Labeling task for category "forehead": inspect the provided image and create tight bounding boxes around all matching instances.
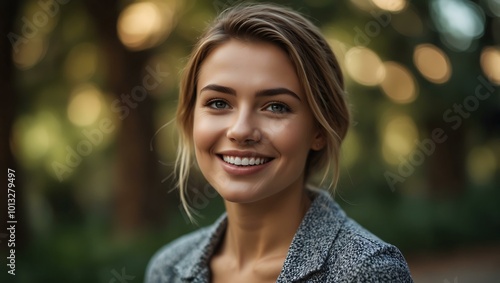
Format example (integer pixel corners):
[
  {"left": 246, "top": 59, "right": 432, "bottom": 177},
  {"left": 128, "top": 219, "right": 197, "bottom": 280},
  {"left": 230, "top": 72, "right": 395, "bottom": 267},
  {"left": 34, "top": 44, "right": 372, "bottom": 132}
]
[{"left": 197, "top": 39, "right": 303, "bottom": 95}]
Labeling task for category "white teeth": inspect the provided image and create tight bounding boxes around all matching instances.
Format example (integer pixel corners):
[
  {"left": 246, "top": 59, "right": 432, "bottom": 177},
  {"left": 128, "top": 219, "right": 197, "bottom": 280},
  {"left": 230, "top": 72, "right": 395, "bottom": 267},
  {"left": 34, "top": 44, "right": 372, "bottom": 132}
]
[{"left": 222, "top": 155, "right": 269, "bottom": 166}]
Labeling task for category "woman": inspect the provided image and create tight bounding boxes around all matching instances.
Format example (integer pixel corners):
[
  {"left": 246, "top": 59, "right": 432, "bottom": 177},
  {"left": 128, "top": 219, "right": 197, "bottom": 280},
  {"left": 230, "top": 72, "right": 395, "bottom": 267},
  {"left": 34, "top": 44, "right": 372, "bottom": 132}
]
[{"left": 146, "top": 3, "right": 413, "bottom": 282}]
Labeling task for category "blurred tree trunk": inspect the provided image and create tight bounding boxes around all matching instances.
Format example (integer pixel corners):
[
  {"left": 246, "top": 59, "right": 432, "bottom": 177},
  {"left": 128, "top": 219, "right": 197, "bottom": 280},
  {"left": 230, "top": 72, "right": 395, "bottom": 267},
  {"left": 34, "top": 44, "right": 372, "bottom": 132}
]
[
  {"left": 427, "top": 122, "right": 466, "bottom": 197},
  {"left": 0, "top": 0, "right": 25, "bottom": 253},
  {"left": 84, "top": 0, "right": 169, "bottom": 235}
]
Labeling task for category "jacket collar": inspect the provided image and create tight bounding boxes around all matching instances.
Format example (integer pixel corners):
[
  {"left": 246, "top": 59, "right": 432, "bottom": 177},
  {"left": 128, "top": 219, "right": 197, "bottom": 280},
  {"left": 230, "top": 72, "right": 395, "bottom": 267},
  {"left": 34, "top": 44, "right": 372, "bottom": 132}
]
[
  {"left": 175, "top": 189, "right": 345, "bottom": 282},
  {"left": 277, "top": 189, "right": 345, "bottom": 282},
  {"left": 174, "top": 213, "right": 227, "bottom": 282}
]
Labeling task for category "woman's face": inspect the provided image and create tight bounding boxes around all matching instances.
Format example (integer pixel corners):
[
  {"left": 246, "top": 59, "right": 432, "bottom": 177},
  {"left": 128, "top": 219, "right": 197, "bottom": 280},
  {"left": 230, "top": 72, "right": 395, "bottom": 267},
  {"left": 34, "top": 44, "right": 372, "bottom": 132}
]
[{"left": 193, "top": 39, "right": 324, "bottom": 204}]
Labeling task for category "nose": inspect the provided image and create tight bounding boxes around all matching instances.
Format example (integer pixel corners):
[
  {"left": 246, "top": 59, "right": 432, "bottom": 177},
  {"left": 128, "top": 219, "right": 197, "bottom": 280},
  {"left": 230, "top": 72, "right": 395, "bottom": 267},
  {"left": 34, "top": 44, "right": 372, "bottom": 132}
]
[{"left": 226, "top": 110, "right": 261, "bottom": 145}]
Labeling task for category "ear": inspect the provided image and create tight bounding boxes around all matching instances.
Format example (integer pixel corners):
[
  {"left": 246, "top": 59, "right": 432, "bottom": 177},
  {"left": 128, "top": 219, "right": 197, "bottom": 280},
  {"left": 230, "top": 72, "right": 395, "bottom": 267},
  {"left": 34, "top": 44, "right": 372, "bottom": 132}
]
[{"left": 311, "top": 130, "right": 326, "bottom": 151}]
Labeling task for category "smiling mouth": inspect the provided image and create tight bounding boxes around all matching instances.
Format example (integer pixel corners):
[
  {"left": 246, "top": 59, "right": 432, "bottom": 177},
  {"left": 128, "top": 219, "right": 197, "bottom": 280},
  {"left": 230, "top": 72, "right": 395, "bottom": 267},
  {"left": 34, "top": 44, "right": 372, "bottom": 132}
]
[{"left": 220, "top": 155, "right": 272, "bottom": 166}]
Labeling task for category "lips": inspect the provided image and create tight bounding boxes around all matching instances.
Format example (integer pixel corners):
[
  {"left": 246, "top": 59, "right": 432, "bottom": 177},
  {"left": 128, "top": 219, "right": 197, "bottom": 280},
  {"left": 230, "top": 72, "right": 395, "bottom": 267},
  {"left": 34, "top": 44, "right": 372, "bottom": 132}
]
[{"left": 222, "top": 155, "right": 271, "bottom": 166}]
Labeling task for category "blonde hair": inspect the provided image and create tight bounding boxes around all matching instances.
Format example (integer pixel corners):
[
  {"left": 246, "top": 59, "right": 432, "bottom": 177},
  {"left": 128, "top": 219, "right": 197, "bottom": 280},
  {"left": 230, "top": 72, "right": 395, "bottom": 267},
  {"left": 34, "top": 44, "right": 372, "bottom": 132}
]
[{"left": 175, "top": 3, "right": 350, "bottom": 219}]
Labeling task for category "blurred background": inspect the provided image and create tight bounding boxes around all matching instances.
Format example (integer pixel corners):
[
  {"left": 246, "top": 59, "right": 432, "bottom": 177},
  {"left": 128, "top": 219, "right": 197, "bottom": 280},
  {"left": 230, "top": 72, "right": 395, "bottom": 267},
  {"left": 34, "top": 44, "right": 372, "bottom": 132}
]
[{"left": 1, "top": 0, "right": 499, "bottom": 282}]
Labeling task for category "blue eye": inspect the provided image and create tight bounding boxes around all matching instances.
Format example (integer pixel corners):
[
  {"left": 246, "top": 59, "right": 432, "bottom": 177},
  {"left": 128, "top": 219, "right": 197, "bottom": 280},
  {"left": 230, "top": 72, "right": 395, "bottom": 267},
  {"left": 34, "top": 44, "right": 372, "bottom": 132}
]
[
  {"left": 266, "top": 103, "right": 290, "bottom": 114},
  {"left": 207, "top": 99, "right": 230, "bottom": 109}
]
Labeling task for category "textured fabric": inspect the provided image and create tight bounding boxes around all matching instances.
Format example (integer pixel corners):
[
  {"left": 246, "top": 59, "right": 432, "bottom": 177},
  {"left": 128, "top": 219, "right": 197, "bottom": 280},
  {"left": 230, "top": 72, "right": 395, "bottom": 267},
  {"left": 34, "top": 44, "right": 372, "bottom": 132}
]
[{"left": 145, "top": 189, "right": 413, "bottom": 282}]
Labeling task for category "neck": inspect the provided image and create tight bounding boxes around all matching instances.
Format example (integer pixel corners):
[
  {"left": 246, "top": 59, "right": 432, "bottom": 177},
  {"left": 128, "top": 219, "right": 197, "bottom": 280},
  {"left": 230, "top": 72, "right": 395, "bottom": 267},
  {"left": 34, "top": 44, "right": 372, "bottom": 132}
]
[{"left": 220, "top": 186, "right": 311, "bottom": 268}]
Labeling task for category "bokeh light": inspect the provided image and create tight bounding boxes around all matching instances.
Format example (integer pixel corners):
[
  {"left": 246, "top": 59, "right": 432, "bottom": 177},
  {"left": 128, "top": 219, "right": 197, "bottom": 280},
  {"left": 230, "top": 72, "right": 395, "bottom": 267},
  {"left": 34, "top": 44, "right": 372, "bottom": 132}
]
[
  {"left": 345, "top": 46, "right": 385, "bottom": 86},
  {"left": 380, "top": 61, "right": 417, "bottom": 103},
  {"left": 12, "top": 111, "right": 62, "bottom": 168},
  {"left": 12, "top": 37, "right": 47, "bottom": 70},
  {"left": 480, "top": 46, "right": 500, "bottom": 85},
  {"left": 467, "top": 146, "right": 497, "bottom": 185},
  {"left": 18, "top": 118, "right": 50, "bottom": 160},
  {"left": 413, "top": 44, "right": 452, "bottom": 84},
  {"left": 64, "top": 43, "right": 99, "bottom": 82},
  {"left": 67, "top": 84, "right": 103, "bottom": 126},
  {"left": 117, "top": 1, "right": 174, "bottom": 51},
  {"left": 371, "top": 0, "right": 407, "bottom": 12},
  {"left": 431, "top": 0, "right": 485, "bottom": 51},
  {"left": 382, "top": 114, "right": 419, "bottom": 165},
  {"left": 349, "top": 0, "right": 374, "bottom": 11}
]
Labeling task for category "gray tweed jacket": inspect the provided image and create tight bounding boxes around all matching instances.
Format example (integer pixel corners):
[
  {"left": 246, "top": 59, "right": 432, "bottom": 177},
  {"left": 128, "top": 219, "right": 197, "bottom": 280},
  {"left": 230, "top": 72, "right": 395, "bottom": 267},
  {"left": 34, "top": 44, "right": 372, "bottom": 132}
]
[{"left": 145, "top": 189, "right": 413, "bottom": 282}]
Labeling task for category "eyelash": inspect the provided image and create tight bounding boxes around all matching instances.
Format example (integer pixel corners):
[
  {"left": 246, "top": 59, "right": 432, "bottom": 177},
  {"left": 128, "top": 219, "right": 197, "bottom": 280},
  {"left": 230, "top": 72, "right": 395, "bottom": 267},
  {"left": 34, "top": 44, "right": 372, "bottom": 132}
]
[
  {"left": 264, "top": 101, "right": 291, "bottom": 114},
  {"left": 205, "top": 98, "right": 230, "bottom": 110},
  {"left": 204, "top": 98, "right": 292, "bottom": 114}
]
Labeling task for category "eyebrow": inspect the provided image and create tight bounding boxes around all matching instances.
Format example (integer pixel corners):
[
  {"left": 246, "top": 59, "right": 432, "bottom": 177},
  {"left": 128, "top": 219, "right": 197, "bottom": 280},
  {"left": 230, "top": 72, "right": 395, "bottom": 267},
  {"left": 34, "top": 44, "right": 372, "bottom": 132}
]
[{"left": 199, "top": 84, "right": 301, "bottom": 101}]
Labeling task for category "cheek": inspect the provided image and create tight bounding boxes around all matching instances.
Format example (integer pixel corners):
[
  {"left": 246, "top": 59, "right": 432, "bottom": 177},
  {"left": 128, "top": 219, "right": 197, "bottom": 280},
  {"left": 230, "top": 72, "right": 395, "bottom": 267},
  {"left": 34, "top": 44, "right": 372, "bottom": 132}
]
[
  {"left": 265, "top": 117, "right": 315, "bottom": 155},
  {"left": 192, "top": 112, "right": 224, "bottom": 153},
  {"left": 193, "top": 116, "right": 210, "bottom": 154}
]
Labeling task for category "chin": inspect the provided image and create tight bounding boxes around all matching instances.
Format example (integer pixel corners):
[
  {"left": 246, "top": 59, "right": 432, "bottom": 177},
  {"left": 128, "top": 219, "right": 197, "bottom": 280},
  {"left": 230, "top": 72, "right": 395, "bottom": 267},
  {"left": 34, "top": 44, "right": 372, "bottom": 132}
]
[
  {"left": 215, "top": 184, "right": 269, "bottom": 204},
  {"left": 218, "top": 190, "right": 257, "bottom": 204}
]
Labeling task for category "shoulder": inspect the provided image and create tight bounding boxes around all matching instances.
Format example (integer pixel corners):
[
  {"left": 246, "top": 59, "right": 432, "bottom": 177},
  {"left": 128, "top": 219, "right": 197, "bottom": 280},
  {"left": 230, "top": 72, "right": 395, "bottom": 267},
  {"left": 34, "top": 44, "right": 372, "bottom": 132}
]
[
  {"left": 280, "top": 189, "right": 413, "bottom": 282},
  {"left": 327, "top": 218, "right": 413, "bottom": 282},
  {"left": 144, "top": 227, "right": 211, "bottom": 283}
]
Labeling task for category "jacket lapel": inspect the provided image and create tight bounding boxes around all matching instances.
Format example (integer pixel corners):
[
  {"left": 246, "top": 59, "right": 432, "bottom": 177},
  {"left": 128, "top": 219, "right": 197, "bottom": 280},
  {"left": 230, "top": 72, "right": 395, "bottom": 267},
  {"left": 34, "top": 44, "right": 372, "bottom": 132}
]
[
  {"left": 175, "top": 214, "right": 228, "bottom": 282},
  {"left": 276, "top": 190, "right": 345, "bottom": 282}
]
